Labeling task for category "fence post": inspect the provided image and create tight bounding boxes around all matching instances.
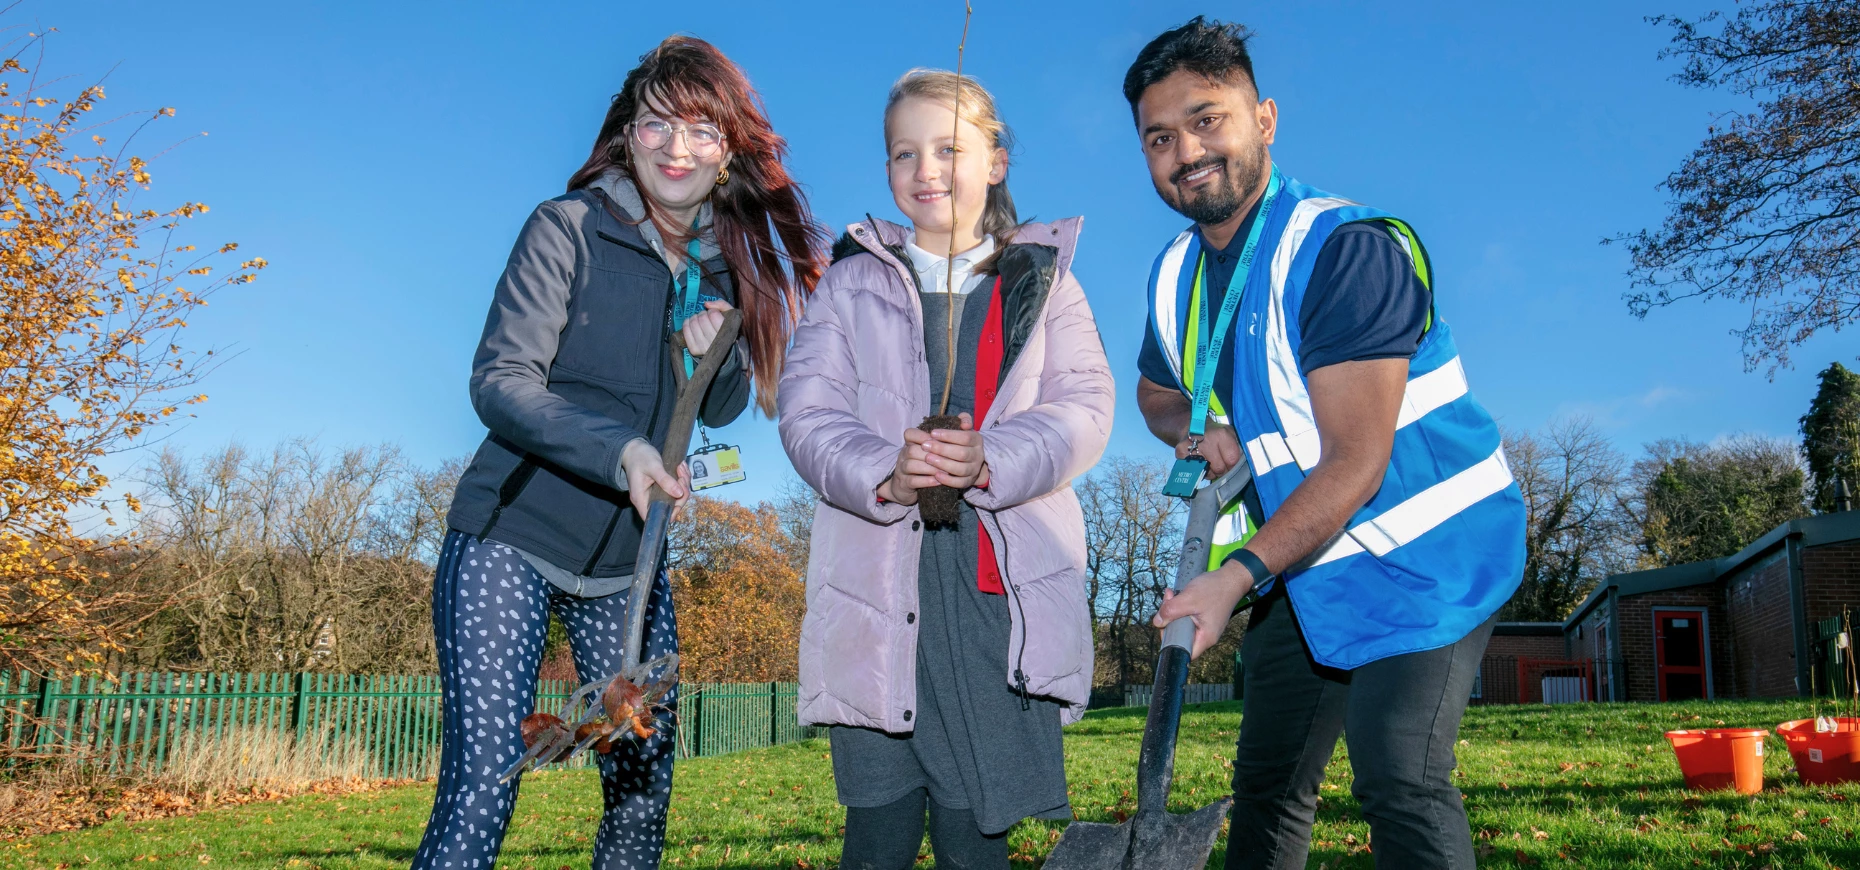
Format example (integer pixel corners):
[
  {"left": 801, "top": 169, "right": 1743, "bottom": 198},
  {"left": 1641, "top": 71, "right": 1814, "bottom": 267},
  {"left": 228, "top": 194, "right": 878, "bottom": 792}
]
[
  {"left": 292, "top": 672, "right": 311, "bottom": 744},
  {"left": 31, "top": 674, "right": 57, "bottom": 754},
  {"left": 768, "top": 682, "right": 778, "bottom": 748}
]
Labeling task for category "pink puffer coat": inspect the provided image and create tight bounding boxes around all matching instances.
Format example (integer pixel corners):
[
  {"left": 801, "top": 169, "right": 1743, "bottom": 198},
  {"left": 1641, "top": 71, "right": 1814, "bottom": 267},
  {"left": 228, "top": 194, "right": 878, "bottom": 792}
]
[{"left": 779, "top": 217, "right": 1113, "bottom": 733}]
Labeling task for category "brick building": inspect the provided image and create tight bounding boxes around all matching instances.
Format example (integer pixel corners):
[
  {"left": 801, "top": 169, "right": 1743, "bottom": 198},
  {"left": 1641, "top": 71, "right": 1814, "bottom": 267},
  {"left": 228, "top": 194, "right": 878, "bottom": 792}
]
[
  {"left": 1472, "top": 622, "right": 1567, "bottom": 705},
  {"left": 1558, "top": 511, "right": 1860, "bottom": 703}
]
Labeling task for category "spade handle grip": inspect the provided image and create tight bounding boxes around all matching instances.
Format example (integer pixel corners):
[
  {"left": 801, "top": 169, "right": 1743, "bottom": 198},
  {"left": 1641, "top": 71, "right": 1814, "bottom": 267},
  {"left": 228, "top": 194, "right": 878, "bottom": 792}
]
[{"left": 648, "top": 309, "right": 743, "bottom": 503}]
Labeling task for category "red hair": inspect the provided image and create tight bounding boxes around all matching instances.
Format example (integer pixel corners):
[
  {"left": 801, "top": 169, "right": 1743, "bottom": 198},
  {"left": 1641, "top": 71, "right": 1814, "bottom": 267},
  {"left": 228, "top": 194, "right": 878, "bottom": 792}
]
[{"left": 569, "top": 35, "right": 827, "bottom": 416}]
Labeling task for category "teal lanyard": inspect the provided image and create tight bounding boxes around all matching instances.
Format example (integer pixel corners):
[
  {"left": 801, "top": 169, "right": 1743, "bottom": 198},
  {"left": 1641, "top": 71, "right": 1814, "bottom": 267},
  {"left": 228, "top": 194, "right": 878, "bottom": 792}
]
[
  {"left": 674, "top": 225, "right": 703, "bottom": 377},
  {"left": 1187, "top": 167, "right": 1282, "bottom": 445}
]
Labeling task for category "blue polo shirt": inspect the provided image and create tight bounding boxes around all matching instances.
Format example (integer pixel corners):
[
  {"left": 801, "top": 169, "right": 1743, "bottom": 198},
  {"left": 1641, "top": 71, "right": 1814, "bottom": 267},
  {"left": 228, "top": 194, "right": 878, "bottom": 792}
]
[{"left": 1138, "top": 197, "right": 1432, "bottom": 414}]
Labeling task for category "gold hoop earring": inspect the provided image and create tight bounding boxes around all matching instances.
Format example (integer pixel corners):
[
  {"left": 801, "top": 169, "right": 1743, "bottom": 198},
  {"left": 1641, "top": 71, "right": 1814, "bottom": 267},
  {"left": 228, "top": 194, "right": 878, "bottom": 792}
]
[{"left": 716, "top": 166, "right": 730, "bottom": 186}]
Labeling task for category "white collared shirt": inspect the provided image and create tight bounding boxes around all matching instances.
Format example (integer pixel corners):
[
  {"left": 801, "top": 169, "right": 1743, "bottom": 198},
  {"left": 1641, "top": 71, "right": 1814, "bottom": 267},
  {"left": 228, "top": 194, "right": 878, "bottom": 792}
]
[{"left": 905, "top": 233, "right": 995, "bottom": 296}]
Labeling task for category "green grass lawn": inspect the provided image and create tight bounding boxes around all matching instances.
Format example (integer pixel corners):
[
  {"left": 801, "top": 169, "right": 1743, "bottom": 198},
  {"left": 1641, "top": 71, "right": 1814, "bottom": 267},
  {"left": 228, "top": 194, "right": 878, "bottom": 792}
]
[{"left": 4, "top": 699, "right": 1857, "bottom": 868}]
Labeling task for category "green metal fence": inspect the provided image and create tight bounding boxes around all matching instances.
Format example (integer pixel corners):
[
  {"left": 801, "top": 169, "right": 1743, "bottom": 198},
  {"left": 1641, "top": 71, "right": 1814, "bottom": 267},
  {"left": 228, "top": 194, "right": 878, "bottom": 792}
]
[
  {"left": 683, "top": 682, "right": 822, "bottom": 757},
  {"left": 0, "top": 670, "right": 821, "bottom": 779},
  {"left": 1122, "top": 682, "right": 1234, "bottom": 708},
  {"left": 1812, "top": 614, "right": 1854, "bottom": 700}
]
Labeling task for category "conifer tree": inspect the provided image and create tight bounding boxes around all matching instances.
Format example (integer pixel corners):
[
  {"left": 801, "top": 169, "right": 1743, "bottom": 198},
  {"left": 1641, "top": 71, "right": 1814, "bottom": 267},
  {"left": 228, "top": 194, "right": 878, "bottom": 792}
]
[{"left": 1800, "top": 361, "right": 1860, "bottom": 512}]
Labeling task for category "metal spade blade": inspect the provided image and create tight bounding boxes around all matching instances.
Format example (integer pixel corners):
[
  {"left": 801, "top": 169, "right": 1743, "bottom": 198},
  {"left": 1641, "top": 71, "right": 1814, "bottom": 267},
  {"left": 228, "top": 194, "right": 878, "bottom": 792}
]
[{"left": 1043, "top": 462, "right": 1252, "bottom": 870}]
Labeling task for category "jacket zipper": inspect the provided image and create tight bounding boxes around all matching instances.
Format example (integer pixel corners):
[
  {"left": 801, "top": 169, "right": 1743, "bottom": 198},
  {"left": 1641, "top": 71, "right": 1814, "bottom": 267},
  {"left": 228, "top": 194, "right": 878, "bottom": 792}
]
[{"left": 982, "top": 507, "right": 1033, "bottom": 709}]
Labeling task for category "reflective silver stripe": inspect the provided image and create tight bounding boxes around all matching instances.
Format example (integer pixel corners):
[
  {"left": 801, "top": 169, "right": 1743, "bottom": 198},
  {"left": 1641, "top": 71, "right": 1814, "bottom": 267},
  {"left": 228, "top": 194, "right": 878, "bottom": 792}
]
[
  {"left": 1213, "top": 511, "right": 1248, "bottom": 546},
  {"left": 1262, "top": 197, "right": 1356, "bottom": 440},
  {"left": 1284, "top": 428, "right": 1321, "bottom": 469},
  {"left": 1243, "top": 428, "right": 1318, "bottom": 472},
  {"left": 1397, "top": 357, "right": 1469, "bottom": 428},
  {"left": 1244, "top": 431, "right": 1296, "bottom": 472},
  {"left": 1152, "top": 230, "right": 1196, "bottom": 385},
  {"left": 1244, "top": 356, "right": 1470, "bottom": 474},
  {"left": 1387, "top": 223, "right": 1413, "bottom": 259},
  {"left": 1305, "top": 446, "right": 1514, "bottom": 567}
]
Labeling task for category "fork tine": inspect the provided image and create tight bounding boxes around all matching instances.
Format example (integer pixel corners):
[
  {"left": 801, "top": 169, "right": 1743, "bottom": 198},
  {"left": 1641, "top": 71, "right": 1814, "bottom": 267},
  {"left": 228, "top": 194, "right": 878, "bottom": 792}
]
[
  {"left": 568, "top": 727, "right": 607, "bottom": 757},
  {"left": 558, "top": 680, "right": 603, "bottom": 717},
  {"left": 536, "top": 726, "right": 577, "bottom": 766},
  {"left": 623, "top": 653, "right": 679, "bottom": 686},
  {"left": 497, "top": 734, "right": 557, "bottom": 783}
]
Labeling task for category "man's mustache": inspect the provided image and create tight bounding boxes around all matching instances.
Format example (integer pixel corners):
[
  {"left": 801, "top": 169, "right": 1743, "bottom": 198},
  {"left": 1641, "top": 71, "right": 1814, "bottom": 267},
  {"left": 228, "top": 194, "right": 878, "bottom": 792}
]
[{"left": 1170, "top": 157, "right": 1226, "bottom": 187}]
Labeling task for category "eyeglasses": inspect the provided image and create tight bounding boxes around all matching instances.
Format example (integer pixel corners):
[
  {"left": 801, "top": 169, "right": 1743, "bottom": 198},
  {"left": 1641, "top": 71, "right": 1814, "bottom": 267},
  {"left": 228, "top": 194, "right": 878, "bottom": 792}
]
[{"left": 629, "top": 118, "right": 726, "bottom": 158}]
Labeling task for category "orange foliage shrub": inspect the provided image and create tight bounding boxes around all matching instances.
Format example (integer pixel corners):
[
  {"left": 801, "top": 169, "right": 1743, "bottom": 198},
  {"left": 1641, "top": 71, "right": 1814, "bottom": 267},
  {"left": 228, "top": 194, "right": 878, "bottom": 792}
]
[
  {"left": 667, "top": 495, "right": 808, "bottom": 683},
  {"left": 0, "top": 32, "right": 263, "bottom": 676}
]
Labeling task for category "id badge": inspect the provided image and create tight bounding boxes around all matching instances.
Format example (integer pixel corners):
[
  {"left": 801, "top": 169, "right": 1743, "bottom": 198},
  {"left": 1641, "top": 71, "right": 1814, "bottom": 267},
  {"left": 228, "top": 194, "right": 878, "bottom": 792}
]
[
  {"left": 688, "top": 443, "right": 747, "bottom": 491},
  {"left": 1161, "top": 457, "right": 1207, "bottom": 498}
]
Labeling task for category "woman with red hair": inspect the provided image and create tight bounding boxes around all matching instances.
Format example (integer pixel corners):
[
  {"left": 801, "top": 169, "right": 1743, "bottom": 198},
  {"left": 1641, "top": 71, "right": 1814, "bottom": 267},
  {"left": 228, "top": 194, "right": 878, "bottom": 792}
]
[{"left": 419, "top": 36, "right": 825, "bottom": 869}]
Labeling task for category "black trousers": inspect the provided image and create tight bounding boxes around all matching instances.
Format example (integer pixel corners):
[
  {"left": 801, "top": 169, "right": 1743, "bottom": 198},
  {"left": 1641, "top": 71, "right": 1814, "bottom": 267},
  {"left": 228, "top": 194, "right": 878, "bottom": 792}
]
[
  {"left": 839, "top": 787, "right": 1008, "bottom": 870},
  {"left": 1225, "top": 589, "right": 1493, "bottom": 870}
]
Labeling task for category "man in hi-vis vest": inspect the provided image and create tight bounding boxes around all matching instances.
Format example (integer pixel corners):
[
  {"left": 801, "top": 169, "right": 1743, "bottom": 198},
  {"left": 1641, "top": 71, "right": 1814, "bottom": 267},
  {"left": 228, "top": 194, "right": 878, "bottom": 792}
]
[{"left": 1127, "top": 18, "right": 1525, "bottom": 870}]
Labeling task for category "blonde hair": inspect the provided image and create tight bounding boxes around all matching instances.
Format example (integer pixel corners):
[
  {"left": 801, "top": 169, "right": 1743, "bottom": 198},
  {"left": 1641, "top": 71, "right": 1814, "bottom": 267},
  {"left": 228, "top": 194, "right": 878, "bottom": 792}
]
[{"left": 884, "top": 68, "right": 1021, "bottom": 250}]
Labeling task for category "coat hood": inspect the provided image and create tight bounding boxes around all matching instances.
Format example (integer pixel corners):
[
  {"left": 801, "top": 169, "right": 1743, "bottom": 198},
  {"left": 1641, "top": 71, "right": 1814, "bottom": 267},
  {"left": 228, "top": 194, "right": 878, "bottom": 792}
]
[{"left": 588, "top": 169, "right": 722, "bottom": 264}]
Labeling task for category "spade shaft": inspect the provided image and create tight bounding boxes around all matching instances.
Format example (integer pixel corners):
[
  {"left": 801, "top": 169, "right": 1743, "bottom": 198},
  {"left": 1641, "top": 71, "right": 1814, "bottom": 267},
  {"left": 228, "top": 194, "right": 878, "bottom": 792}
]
[
  {"left": 620, "top": 309, "right": 742, "bottom": 673},
  {"left": 1044, "top": 462, "right": 1252, "bottom": 870}
]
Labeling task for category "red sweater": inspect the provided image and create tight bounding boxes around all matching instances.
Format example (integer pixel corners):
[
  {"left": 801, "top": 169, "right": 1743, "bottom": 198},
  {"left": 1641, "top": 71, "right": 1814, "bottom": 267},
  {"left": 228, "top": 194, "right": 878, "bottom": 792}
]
[{"left": 973, "top": 277, "right": 1006, "bottom": 595}]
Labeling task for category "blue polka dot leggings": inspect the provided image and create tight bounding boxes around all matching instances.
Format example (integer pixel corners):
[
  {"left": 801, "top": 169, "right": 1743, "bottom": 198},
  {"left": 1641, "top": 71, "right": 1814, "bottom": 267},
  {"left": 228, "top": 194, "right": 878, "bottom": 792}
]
[{"left": 414, "top": 531, "right": 679, "bottom": 869}]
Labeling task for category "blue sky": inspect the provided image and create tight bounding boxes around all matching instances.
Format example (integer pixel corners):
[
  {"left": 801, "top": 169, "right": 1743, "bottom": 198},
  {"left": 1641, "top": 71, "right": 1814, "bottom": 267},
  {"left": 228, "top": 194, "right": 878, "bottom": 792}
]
[{"left": 50, "top": 0, "right": 1853, "bottom": 507}]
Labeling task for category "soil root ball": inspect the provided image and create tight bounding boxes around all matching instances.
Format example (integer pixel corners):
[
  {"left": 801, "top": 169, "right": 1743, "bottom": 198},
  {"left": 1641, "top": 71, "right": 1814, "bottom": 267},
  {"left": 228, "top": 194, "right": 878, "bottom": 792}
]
[{"left": 916, "top": 414, "right": 964, "bottom": 529}]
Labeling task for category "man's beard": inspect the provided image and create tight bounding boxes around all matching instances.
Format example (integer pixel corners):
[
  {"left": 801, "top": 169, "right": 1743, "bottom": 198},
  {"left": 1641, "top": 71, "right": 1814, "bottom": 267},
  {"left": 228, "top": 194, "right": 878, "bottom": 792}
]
[{"left": 1159, "top": 146, "right": 1266, "bottom": 227}]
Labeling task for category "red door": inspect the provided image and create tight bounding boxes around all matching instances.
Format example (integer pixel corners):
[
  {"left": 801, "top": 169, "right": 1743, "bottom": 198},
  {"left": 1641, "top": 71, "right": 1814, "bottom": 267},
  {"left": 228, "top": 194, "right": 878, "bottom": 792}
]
[{"left": 1653, "top": 609, "right": 1707, "bottom": 701}]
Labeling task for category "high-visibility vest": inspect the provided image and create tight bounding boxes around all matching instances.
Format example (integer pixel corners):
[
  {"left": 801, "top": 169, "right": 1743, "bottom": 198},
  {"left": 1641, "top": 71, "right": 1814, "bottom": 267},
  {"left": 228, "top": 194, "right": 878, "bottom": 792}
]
[{"left": 1145, "top": 171, "right": 1525, "bottom": 669}]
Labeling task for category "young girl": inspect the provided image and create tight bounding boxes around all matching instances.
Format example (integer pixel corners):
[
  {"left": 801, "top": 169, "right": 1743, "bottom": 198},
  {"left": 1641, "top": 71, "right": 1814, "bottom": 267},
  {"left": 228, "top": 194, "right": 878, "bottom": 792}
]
[
  {"left": 419, "top": 36, "right": 824, "bottom": 869},
  {"left": 779, "top": 70, "right": 1113, "bottom": 868}
]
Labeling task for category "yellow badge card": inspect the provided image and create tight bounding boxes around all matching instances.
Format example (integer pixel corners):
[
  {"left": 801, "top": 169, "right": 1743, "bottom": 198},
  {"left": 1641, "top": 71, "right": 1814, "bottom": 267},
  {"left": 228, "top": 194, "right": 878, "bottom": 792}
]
[{"left": 689, "top": 445, "right": 746, "bottom": 491}]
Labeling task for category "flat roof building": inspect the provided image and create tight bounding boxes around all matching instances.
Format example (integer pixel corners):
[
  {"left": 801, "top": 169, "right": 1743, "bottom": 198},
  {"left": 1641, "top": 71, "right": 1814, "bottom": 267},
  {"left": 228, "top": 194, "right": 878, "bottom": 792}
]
[{"left": 1477, "top": 510, "right": 1859, "bottom": 704}]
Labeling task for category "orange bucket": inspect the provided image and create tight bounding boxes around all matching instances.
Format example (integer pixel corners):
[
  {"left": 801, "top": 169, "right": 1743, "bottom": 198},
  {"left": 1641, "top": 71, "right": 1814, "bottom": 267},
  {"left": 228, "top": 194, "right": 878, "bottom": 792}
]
[
  {"left": 1777, "top": 718, "right": 1860, "bottom": 785},
  {"left": 1665, "top": 728, "right": 1769, "bottom": 793}
]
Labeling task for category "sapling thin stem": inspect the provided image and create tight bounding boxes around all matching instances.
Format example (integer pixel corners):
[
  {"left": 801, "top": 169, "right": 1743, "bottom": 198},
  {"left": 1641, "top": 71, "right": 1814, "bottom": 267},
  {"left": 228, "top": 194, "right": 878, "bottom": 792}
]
[
  {"left": 937, "top": 0, "right": 974, "bottom": 416},
  {"left": 1811, "top": 656, "right": 1821, "bottom": 726},
  {"left": 1837, "top": 609, "right": 1852, "bottom": 725}
]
